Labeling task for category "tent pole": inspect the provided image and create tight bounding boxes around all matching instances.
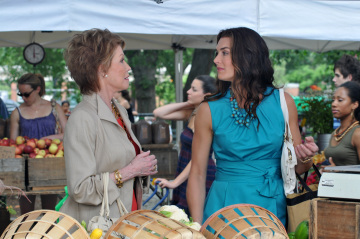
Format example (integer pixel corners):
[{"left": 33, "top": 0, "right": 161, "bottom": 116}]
[{"left": 175, "top": 49, "right": 183, "bottom": 149}]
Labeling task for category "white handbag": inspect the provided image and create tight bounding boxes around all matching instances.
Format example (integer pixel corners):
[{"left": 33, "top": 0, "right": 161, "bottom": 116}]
[
  {"left": 279, "top": 88, "right": 297, "bottom": 196},
  {"left": 87, "top": 172, "right": 128, "bottom": 238}
]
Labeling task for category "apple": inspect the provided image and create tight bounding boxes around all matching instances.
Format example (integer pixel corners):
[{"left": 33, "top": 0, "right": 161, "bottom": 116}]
[
  {"left": 48, "top": 143, "right": 58, "bottom": 154},
  {"left": 57, "top": 144, "right": 64, "bottom": 152},
  {"left": 15, "top": 136, "right": 25, "bottom": 145},
  {"left": 18, "top": 144, "right": 26, "bottom": 152},
  {"left": 15, "top": 155, "right": 23, "bottom": 158},
  {"left": 1, "top": 138, "right": 9, "bottom": 146},
  {"left": 37, "top": 149, "right": 46, "bottom": 157},
  {"left": 26, "top": 140, "right": 36, "bottom": 149},
  {"left": 33, "top": 148, "right": 40, "bottom": 155},
  {"left": 23, "top": 145, "right": 34, "bottom": 154},
  {"left": 55, "top": 150, "right": 64, "bottom": 157},
  {"left": 35, "top": 154, "right": 44, "bottom": 158},
  {"left": 44, "top": 138, "right": 52, "bottom": 147},
  {"left": 52, "top": 138, "right": 61, "bottom": 145},
  {"left": 15, "top": 146, "right": 23, "bottom": 155},
  {"left": 10, "top": 139, "right": 16, "bottom": 145},
  {"left": 29, "top": 152, "right": 37, "bottom": 158},
  {"left": 36, "top": 139, "right": 46, "bottom": 149},
  {"left": 45, "top": 154, "right": 55, "bottom": 158}
]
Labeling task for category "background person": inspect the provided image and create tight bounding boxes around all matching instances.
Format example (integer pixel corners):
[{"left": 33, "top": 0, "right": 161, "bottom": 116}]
[
  {"left": 324, "top": 81, "right": 360, "bottom": 166},
  {"left": 114, "top": 90, "right": 135, "bottom": 123},
  {"left": 10, "top": 73, "right": 67, "bottom": 214},
  {"left": 187, "top": 27, "right": 318, "bottom": 225},
  {"left": 154, "top": 75, "right": 217, "bottom": 216},
  {"left": 61, "top": 100, "right": 71, "bottom": 119},
  {"left": 332, "top": 54, "right": 360, "bottom": 87},
  {"left": 60, "top": 28, "right": 157, "bottom": 224},
  {"left": 0, "top": 98, "right": 9, "bottom": 119}
]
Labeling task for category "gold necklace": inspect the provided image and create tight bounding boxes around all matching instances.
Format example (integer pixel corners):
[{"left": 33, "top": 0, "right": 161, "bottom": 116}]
[
  {"left": 111, "top": 100, "right": 132, "bottom": 141},
  {"left": 334, "top": 121, "right": 359, "bottom": 142}
]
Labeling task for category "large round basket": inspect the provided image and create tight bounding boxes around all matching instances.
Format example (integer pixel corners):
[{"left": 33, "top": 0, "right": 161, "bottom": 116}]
[
  {"left": 0, "top": 210, "right": 89, "bottom": 239},
  {"left": 200, "top": 204, "right": 288, "bottom": 239},
  {"left": 104, "top": 209, "right": 205, "bottom": 239}
]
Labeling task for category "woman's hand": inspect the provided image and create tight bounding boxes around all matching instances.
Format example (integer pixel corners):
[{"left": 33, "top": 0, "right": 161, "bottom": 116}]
[
  {"left": 156, "top": 178, "right": 177, "bottom": 189},
  {"left": 295, "top": 136, "right": 319, "bottom": 162},
  {"left": 320, "top": 157, "right": 336, "bottom": 174},
  {"left": 129, "top": 151, "right": 158, "bottom": 177}
]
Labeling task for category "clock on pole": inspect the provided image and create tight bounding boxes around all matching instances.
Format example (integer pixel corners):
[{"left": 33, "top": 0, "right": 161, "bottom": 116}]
[{"left": 23, "top": 42, "right": 45, "bottom": 66}]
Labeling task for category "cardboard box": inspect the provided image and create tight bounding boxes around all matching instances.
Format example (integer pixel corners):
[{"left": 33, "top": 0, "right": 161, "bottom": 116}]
[
  {"left": 27, "top": 157, "right": 66, "bottom": 191},
  {"left": 310, "top": 198, "right": 360, "bottom": 239}
]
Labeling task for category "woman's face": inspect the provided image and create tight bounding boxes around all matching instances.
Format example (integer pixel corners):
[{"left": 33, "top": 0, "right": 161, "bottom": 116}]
[
  {"left": 214, "top": 37, "right": 235, "bottom": 82},
  {"left": 104, "top": 46, "right": 131, "bottom": 92},
  {"left": 62, "top": 103, "right": 69, "bottom": 113},
  {"left": 18, "top": 84, "right": 38, "bottom": 105},
  {"left": 187, "top": 79, "right": 206, "bottom": 106},
  {"left": 332, "top": 87, "right": 358, "bottom": 119}
]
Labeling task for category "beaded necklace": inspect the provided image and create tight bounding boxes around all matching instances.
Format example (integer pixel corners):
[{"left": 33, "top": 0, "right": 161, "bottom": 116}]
[
  {"left": 230, "top": 90, "right": 254, "bottom": 127},
  {"left": 111, "top": 100, "right": 132, "bottom": 141},
  {"left": 334, "top": 120, "right": 359, "bottom": 142}
]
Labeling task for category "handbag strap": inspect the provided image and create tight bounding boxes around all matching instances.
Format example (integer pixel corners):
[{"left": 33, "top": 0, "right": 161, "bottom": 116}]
[
  {"left": 100, "top": 172, "right": 129, "bottom": 218},
  {"left": 279, "top": 88, "right": 291, "bottom": 142},
  {"left": 296, "top": 163, "right": 321, "bottom": 193}
]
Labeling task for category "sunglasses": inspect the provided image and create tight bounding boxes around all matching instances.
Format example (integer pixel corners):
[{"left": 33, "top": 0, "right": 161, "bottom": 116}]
[{"left": 17, "top": 89, "right": 35, "bottom": 98}]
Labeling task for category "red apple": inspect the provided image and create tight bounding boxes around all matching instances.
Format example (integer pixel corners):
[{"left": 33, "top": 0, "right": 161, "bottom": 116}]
[
  {"left": 18, "top": 144, "right": 25, "bottom": 152},
  {"left": 29, "top": 152, "right": 37, "bottom": 158},
  {"left": 26, "top": 140, "right": 36, "bottom": 149},
  {"left": 15, "top": 155, "right": 23, "bottom": 158},
  {"left": 15, "top": 146, "right": 23, "bottom": 155},
  {"left": 24, "top": 136, "right": 29, "bottom": 142},
  {"left": 52, "top": 138, "right": 61, "bottom": 145},
  {"left": 44, "top": 138, "right": 52, "bottom": 147},
  {"left": 1, "top": 138, "right": 9, "bottom": 146},
  {"left": 57, "top": 144, "right": 64, "bottom": 152},
  {"left": 36, "top": 139, "right": 46, "bottom": 149},
  {"left": 48, "top": 143, "right": 58, "bottom": 154},
  {"left": 15, "top": 135, "right": 25, "bottom": 145},
  {"left": 10, "top": 139, "right": 16, "bottom": 145},
  {"left": 23, "top": 145, "right": 34, "bottom": 154}
]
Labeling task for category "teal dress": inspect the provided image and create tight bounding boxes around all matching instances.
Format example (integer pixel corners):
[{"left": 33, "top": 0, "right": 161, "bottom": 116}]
[{"left": 204, "top": 87, "right": 286, "bottom": 226}]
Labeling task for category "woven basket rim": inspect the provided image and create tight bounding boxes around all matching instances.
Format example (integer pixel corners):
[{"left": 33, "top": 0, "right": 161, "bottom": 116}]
[
  {"left": 199, "top": 203, "right": 287, "bottom": 234},
  {"left": 1, "top": 209, "right": 88, "bottom": 239}
]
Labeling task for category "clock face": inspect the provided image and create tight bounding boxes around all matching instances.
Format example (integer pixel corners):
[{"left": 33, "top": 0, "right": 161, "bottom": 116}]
[{"left": 23, "top": 43, "right": 45, "bottom": 65}]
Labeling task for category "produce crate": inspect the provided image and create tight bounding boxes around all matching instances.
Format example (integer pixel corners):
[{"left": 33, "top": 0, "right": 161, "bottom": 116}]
[
  {"left": 142, "top": 144, "right": 178, "bottom": 178},
  {"left": 310, "top": 198, "right": 360, "bottom": 239},
  {"left": 27, "top": 157, "right": 66, "bottom": 191},
  {"left": 0, "top": 146, "right": 25, "bottom": 190}
]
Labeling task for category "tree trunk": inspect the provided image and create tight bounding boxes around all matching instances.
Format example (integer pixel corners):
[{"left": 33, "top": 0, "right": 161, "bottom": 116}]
[
  {"left": 126, "top": 50, "right": 159, "bottom": 113},
  {"left": 183, "top": 49, "right": 214, "bottom": 100}
]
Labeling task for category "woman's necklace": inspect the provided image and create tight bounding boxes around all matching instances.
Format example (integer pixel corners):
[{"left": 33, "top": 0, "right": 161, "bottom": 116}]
[
  {"left": 334, "top": 120, "right": 359, "bottom": 142},
  {"left": 111, "top": 100, "right": 132, "bottom": 141},
  {"left": 230, "top": 90, "right": 254, "bottom": 127}
]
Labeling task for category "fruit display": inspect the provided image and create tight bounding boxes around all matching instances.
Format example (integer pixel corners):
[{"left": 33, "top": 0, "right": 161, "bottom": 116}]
[{"left": 0, "top": 136, "right": 63, "bottom": 158}]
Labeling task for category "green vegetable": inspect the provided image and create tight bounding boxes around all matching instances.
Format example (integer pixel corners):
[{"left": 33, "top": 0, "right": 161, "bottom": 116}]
[
  {"left": 159, "top": 211, "right": 173, "bottom": 218},
  {"left": 295, "top": 220, "right": 309, "bottom": 239},
  {"left": 288, "top": 232, "right": 295, "bottom": 239},
  {"left": 81, "top": 220, "right": 87, "bottom": 231}
]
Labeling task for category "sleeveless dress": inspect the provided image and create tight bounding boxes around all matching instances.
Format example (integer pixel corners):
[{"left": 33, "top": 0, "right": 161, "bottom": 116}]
[
  {"left": 203, "top": 87, "right": 286, "bottom": 226},
  {"left": 324, "top": 125, "right": 360, "bottom": 165},
  {"left": 172, "top": 126, "right": 216, "bottom": 215},
  {"left": 18, "top": 107, "right": 56, "bottom": 139}
]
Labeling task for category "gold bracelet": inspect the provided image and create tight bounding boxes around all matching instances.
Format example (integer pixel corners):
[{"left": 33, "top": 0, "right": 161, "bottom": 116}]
[
  {"left": 299, "top": 156, "right": 313, "bottom": 164},
  {"left": 114, "top": 170, "right": 123, "bottom": 188}
]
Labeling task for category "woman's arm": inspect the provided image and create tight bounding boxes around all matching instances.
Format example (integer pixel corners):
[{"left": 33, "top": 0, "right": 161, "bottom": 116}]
[
  {"left": 285, "top": 92, "right": 318, "bottom": 174},
  {"left": 187, "top": 102, "right": 212, "bottom": 223},
  {"left": 157, "top": 161, "right": 192, "bottom": 189},
  {"left": 352, "top": 128, "right": 360, "bottom": 162},
  {"left": 9, "top": 108, "right": 20, "bottom": 140},
  {"left": 153, "top": 101, "right": 194, "bottom": 120},
  {"left": 42, "top": 103, "right": 68, "bottom": 140}
]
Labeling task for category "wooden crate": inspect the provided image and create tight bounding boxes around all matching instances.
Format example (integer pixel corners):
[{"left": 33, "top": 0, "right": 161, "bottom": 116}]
[
  {"left": 142, "top": 144, "right": 178, "bottom": 178},
  {"left": 310, "top": 198, "right": 360, "bottom": 239},
  {"left": 27, "top": 157, "right": 66, "bottom": 191},
  {"left": 0, "top": 157, "right": 25, "bottom": 190}
]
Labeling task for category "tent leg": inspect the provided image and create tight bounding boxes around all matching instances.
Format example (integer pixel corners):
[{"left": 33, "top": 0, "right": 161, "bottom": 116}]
[{"left": 175, "top": 49, "right": 183, "bottom": 149}]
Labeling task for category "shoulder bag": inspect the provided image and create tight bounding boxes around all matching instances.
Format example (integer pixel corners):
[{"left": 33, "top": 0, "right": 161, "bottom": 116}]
[
  {"left": 87, "top": 172, "right": 128, "bottom": 238},
  {"left": 279, "top": 88, "right": 297, "bottom": 196}
]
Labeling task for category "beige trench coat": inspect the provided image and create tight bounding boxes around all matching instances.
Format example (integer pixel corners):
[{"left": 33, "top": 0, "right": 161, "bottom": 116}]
[{"left": 60, "top": 93, "right": 148, "bottom": 224}]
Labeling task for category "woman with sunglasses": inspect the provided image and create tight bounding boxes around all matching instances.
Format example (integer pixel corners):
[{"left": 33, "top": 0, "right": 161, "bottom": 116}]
[{"left": 9, "top": 73, "right": 67, "bottom": 214}]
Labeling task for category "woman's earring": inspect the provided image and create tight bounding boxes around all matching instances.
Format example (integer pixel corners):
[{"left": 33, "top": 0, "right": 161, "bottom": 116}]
[{"left": 105, "top": 74, "right": 108, "bottom": 78}]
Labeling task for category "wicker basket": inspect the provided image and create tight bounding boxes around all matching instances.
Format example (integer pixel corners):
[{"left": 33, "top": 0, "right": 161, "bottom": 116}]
[
  {"left": 200, "top": 204, "right": 288, "bottom": 239},
  {"left": 0, "top": 210, "right": 89, "bottom": 239},
  {"left": 104, "top": 209, "right": 205, "bottom": 239}
]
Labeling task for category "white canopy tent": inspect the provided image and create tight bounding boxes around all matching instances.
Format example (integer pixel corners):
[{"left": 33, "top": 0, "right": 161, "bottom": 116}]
[{"left": 1, "top": 0, "right": 360, "bottom": 142}]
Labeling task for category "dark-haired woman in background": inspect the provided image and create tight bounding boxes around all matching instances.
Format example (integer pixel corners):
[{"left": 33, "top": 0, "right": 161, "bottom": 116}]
[
  {"left": 324, "top": 81, "right": 360, "bottom": 166},
  {"left": 114, "top": 90, "right": 135, "bottom": 123}
]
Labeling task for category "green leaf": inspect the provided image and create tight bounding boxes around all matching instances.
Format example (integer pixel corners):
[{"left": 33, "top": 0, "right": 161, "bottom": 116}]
[
  {"left": 159, "top": 211, "right": 173, "bottom": 218},
  {"left": 81, "top": 220, "right": 87, "bottom": 231}
]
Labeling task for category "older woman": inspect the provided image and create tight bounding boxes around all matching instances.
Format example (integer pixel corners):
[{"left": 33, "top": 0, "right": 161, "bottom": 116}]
[{"left": 60, "top": 29, "right": 158, "bottom": 224}]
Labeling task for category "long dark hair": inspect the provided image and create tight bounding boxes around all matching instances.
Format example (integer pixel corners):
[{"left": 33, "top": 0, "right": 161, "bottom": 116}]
[
  {"left": 195, "top": 75, "right": 217, "bottom": 94},
  {"left": 205, "top": 27, "right": 276, "bottom": 126},
  {"left": 340, "top": 81, "right": 360, "bottom": 121}
]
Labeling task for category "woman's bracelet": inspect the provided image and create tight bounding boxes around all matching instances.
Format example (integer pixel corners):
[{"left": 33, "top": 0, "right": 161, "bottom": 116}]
[
  {"left": 299, "top": 156, "right": 313, "bottom": 164},
  {"left": 114, "top": 170, "right": 123, "bottom": 188}
]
